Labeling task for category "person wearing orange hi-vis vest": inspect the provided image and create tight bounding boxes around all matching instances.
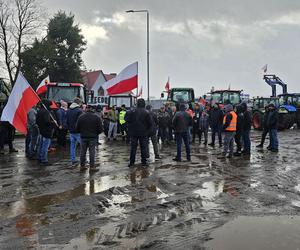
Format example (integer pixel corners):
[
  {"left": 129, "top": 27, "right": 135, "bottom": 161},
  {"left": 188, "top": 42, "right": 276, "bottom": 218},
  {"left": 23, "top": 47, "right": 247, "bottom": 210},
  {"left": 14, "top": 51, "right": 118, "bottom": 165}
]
[{"left": 222, "top": 104, "right": 237, "bottom": 158}]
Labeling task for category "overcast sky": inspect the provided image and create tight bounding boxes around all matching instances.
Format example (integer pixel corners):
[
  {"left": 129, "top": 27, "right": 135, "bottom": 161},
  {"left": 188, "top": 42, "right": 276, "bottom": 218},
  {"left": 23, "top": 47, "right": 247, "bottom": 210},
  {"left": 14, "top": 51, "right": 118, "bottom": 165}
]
[{"left": 43, "top": 0, "right": 300, "bottom": 98}]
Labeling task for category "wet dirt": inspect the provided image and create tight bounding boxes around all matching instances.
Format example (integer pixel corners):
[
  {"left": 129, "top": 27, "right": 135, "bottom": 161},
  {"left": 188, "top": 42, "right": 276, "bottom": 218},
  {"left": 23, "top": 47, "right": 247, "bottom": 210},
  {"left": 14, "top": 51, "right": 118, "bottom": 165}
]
[{"left": 0, "top": 130, "right": 300, "bottom": 249}]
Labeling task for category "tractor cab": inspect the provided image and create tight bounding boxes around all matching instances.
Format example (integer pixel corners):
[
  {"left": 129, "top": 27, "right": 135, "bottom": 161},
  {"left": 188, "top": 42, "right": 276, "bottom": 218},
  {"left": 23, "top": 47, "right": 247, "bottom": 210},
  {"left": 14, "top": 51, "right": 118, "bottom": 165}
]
[
  {"left": 163, "top": 88, "right": 195, "bottom": 109},
  {"left": 46, "top": 82, "right": 87, "bottom": 104},
  {"left": 210, "top": 90, "right": 242, "bottom": 108}
]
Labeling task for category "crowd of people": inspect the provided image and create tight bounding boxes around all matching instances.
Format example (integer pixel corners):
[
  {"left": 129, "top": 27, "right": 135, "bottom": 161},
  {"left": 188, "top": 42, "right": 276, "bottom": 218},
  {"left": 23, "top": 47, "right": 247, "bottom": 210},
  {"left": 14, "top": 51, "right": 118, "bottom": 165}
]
[{"left": 0, "top": 97, "right": 280, "bottom": 171}]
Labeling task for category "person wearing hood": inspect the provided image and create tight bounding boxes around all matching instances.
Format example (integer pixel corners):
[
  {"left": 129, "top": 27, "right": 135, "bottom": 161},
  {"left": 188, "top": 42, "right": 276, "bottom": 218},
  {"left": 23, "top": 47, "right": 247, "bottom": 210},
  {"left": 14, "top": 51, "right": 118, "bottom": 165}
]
[
  {"left": 125, "top": 98, "right": 153, "bottom": 167},
  {"left": 256, "top": 105, "right": 270, "bottom": 148},
  {"left": 36, "top": 99, "right": 57, "bottom": 166},
  {"left": 208, "top": 103, "right": 223, "bottom": 147},
  {"left": 76, "top": 105, "right": 103, "bottom": 173},
  {"left": 233, "top": 104, "right": 244, "bottom": 156},
  {"left": 66, "top": 97, "right": 83, "bottom": 165},
  {"left": 172, "top": 103, "right": 192, "bottom": 162},
  {"left": 241, "top": 102, "right": 252, "bottom": 155},
  {"left": 222, "top": 104, "right": 237, "bottom": 158},
  {"left": 56, "top": 100, "right": 68, "bottom": 148}
]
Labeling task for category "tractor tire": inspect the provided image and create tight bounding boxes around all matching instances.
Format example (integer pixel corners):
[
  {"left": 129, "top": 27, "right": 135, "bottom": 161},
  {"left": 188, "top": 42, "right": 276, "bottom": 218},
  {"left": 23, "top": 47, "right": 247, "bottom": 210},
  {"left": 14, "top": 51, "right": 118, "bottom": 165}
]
[
  {"left": 278, "top": 113, "right": 292, "bottom": 130},
  {"left": 252, "top": 111, "right": 263, "bottom": 130}
]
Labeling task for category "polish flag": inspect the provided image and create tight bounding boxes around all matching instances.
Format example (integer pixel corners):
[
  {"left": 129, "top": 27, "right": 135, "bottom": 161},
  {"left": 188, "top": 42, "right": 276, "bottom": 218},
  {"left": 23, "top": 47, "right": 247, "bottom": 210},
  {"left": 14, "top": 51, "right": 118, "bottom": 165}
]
[
  {"left": 165, "top": 77, "right": 170, "bottom": 92},
  {"left": 36, "top": 76, "right": 50, "bottom": 95},
  {"left": 103, "top": 62, "right": 138, "bottom": 95},
  {"left": 137, "top": 86, "right": 143, "bottom": 98},
  {"left": 1, "top": 72, "right": 40, "bottom": 134}
]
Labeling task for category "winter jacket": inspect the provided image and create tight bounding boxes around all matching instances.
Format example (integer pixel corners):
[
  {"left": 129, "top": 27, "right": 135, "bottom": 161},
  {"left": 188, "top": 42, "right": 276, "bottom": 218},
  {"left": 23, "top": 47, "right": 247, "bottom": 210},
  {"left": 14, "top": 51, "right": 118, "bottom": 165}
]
[
  {"left": 157, "top": 111, "right": 170, "bottom": 128},
  {"left": 235, "top": 105, "right": 244, "bottom": 134},
  {"left": 148, "top": 111, "right": 158, "bottom": 137},
  {"left": 56, "top": 108, "right": 67, "bottom": 128},
  {"left": 172, "top": 111, "right": 193, "bottom": 133},
  {"left": 27, "top": 107, "right": 38, "bottom": 129},
  {"left": 36, "top": 108, "right": 55, "bottom": 138},
  {"left": 241, "top": 103, "right": 252, "bottom": 131},
  {"left": 263, "top": 110, "right": 270, "bottom": 129},
  {"left": 108, "top": 109, "right": 118, "bottom": 122},
  {"left": 209, "top": 107, "right": 224, "bottom": 128},
  {"left": 199, "top": 112, "right": 209, "bottom": 131},
  {"left": 267, "top": 109, "right": 279, "bottom": 130},
  {"left": 76, "top": 111, "right": 103, "bottom": 138},
  {"left": 125, "top": 108, "right": 153, "bottom": 137},
  {"left": 66, "top": 103, "right": 83, "bottom": 133},
  {"left": 193, "top": 109, "right": 201, "bottom": 126}
]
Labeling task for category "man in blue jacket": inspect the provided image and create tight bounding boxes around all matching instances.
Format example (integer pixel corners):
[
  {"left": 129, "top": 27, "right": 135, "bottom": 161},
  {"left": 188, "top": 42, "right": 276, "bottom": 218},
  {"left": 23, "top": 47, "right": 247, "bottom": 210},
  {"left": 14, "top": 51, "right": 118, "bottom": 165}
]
[{"left": 66, "top": 98, "right": 83, "bottom": 165}]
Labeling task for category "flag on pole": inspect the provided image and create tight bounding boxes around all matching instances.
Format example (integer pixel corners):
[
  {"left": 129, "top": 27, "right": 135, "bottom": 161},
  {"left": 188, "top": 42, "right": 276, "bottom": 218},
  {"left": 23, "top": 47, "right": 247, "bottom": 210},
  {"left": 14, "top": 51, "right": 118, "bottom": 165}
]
[
  {"left": 36, "top": 76, "right": 50, "bottom": 95},
  {"left": 165, "top": 77, "right": 170, "bottom": 92},
  {"left": 261, "top": 64, "right": 268, "bottom": 73},
  {"left": 1, "top": 72, "right": 40, "bottom": 134},
  {"left": 137, "top": 86, "right": 143, "bottom": 98},
  {"left": 103, "top": 62, "right": 138, "bottom": 95}
]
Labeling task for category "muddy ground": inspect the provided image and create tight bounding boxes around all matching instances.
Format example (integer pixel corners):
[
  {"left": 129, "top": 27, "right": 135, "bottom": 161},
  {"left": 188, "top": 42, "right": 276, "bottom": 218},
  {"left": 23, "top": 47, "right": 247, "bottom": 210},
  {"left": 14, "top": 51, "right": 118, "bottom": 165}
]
[{"left": 1, "top": 130, "right": 300, "bottom": 249}]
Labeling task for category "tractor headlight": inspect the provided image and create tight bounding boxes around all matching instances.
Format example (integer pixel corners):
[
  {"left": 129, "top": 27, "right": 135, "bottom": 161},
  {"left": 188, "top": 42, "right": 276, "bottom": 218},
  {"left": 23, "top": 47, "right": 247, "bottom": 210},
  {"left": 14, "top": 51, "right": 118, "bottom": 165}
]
[{"left": 279, "top": 109, "right": 288, "bottom": 113}]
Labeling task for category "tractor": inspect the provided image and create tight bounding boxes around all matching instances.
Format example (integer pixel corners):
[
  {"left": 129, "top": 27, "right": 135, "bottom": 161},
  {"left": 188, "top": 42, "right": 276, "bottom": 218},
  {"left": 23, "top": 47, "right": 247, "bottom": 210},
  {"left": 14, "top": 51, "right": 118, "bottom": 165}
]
[
  {"left": 161, "top": 87, "right": 195, "bottom": 110},
  {"left": 209, "top": 89, "right": 242, "bottom": 108},
  {"left": 263, "top": 74, "right": 297, "bottom": 129}
]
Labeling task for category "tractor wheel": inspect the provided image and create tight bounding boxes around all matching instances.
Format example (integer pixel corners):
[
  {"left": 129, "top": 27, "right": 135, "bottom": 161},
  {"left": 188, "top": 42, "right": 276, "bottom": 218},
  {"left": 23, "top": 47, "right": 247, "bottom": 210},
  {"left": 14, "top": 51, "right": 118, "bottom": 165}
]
[
  {"left": 278, "top": 113, "right": 291, "bottom": 130},
  {"left": 252, "top": 111, "right": 263, "bottom": 130}
]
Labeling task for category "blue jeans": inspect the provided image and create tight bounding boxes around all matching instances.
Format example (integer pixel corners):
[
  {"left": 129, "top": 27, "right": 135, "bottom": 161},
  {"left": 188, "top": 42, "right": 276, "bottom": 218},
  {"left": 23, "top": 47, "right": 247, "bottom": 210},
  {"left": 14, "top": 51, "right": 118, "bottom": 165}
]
[
  {"left": 223, "top": 131, "right": 235, "bottom": 155},
  {"left": 175, "top": 132, "right": 190, "bottom": 161},
  {"left": 39, "top": 137, "right": 51, "bottom": 163},
  {"left": 242, "top": 129, "right": 251, "bottom": 153},
  {"left": 70, "top": 133, "right": 81, "bottom": 162},
  {"left": 270, "top": 129, "right": 278, "bottom": 150}
]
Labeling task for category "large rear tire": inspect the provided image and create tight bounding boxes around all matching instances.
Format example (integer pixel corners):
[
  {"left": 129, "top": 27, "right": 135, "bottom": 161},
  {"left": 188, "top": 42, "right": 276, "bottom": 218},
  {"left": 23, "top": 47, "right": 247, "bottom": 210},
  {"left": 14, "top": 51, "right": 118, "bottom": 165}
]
[{"left": 252, "top": 111, "right": 263, "bottom": 130}]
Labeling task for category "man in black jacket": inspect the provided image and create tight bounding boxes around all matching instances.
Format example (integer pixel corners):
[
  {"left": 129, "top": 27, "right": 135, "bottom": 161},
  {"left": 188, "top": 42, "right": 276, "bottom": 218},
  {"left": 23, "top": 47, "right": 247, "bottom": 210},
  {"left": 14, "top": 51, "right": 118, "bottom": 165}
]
[
  {"left": 146, "top": 105, "right": 161, "bottom": 160},
  {"left": 241, "top": 102, "right": 252, "bottom": 155},
  {"left": 267, "top": 103, "right": 279, "bottom": 152},
  {"left": 76, "top": 105, "right": 103, "bottom": 172},
  {"left": 233, "top": 105, "right": 244, "bottom": 156},
  {"left": 125, "top": 98, "right": 153, "bottom": 167},
  {"left": 36, "top": 99, "right": 57, "bottom": 166},
  {"left": 256, "top": 105, "right": 270, "bottom": 148},
  {"left": 208, "top": 103, "right": 223, "bottom": 147},
  {"left": 172, "top": 103, "right": 192, "bottom": 162}
]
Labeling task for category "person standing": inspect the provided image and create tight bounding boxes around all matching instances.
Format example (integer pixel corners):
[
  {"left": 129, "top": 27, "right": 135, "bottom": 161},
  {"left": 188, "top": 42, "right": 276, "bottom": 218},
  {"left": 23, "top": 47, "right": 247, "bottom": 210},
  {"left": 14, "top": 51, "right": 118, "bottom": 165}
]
[
  {"left": 26, "top": 106, "right": 40, "bottom": 159},
  {"left": 56, "top": 101, "right": 68, "bottom": 148},
  {"left": 157, "top": 106, "right": 171, "bottom": 144},
  {"left": 172, "top": 103, "right": 192, "bottom": 162},
  {"left": 76, "top": 105, "right": 103, "bottom": 172},
  {"left": 146, "top": 105, "right": 161, "bottom": 160},
  {"left": 119, "top": 104, "right": 129, "bottom": 142},
  {"left": 198, "top": 106, "right": 209, "bottom": 145},
  {"left": 208, "top": 103, "right": 223, "bottom": 147},
  {"left": 222, "top": 104, "right": 237, "bottom": 158},
  {"left": 233, "top": 105, "right": 244, "bottom": 156},
  {"left": 241, "top": 102, "right": 252, "bottom": 155},
  {"left": 186, "top": 104, "right": 194, "bottom": 143},
  {"left": 256, "top": 105, "right": 270, "bottom": 148},
  {"left": 192, "top": 103, "right": 201, "bottom": 143},
  {"left": 66, "top": 97, "right": 83, "bottom": 165},
  {"left": 165, "top": 103, "right": 173, "bottom": 141},
  {"left": 267, "top": 103, "right": 279, "bottom": 152},
  {"left": 36, "top": 100, "right": 56, "bottom": 166},
  {"left": 125, "top": 99, "right": 153, "bottom": 167},
  {"left": 108, "top": 105, "right": 118, "bottom": 141}
]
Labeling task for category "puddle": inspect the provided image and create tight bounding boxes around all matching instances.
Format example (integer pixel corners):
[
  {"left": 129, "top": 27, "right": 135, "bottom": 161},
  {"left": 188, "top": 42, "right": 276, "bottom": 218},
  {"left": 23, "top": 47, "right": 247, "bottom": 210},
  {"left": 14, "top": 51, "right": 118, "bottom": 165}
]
[{"left": 206, "top": 215, "right": 300, "bottom": 250}]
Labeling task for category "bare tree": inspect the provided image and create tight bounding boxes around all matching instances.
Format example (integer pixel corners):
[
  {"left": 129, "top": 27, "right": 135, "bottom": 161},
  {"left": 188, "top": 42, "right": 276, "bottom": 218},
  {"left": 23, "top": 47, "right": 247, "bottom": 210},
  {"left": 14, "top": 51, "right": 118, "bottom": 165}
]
[{"left": 0, "top": 0, "right": 43, "bottom": 87}]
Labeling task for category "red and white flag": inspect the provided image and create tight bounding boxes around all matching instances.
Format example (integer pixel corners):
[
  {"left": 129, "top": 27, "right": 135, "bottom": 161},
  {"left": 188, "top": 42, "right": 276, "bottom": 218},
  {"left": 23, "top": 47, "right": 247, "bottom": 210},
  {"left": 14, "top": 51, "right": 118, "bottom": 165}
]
[
  {"left": 165, "top": 77, "right": 170, "bottom": 92},
  {"left": 36, "top": 76, "right": 50, "bottom": 95},
  {"left": 103, "top": 62, "right": 138, "bottom": 95},
  {"left": 261, "top": 64, "right": 268, "bottom": 73},
  {"left": 1, "top": 72, "right": 40, "bottom": 134},
  {"left": 137, "top": 86, "right": 143, "bottom": 97}
]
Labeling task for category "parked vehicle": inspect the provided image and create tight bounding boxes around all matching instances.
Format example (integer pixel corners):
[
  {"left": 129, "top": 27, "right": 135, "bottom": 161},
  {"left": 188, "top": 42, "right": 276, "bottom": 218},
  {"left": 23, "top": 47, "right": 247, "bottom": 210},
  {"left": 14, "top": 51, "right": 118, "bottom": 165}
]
[
  {"left": 162, "top": 87, "right": 195, "bottom": 109},
  {"left": 209, "top": 89, "right": 242, "bottom": 108}
]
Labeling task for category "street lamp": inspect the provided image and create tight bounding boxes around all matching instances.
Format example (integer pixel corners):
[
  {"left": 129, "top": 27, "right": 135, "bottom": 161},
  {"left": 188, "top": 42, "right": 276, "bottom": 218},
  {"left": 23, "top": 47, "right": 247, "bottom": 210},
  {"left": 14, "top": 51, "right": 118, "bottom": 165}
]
[{"left": 126, "top": 9, "right": 150, "bottom": 103}]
